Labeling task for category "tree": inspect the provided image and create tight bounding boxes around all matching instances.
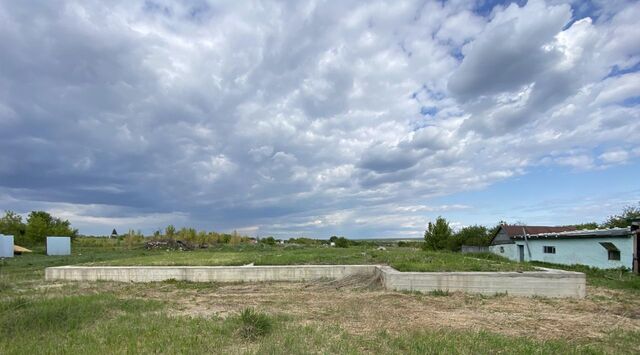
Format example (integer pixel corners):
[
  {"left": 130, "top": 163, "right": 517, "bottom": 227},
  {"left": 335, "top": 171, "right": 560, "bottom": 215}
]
[
  {"left": 24, "top": 211, "right": 77, "bottom": 245},
  {"left": 574, "top": 222, "right": 598, "bottom": 230},
  {"left": 260, "top": 236, "right": 277, "bottom": 245},
  {"left": 165, "top": 225, "right": 176, "bottom": 238},
  {"left": 334, "top": 237, "right": 350, "bottom": 248},
  {"left": 423, "top": 216, "right": 452, "bottom": 250},
  {"left": 0, "top": 210, "right": 26, "bottom": 236},
  {"left": 602, "top": 204, "right": 640, "bottom": 228},
  {"left": 455, "top": 225, "right": 491, "bottom": 247}
]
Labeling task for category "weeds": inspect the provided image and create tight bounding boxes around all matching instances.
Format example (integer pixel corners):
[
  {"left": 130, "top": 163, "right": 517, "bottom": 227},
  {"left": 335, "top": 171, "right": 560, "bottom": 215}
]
[
  {"left": 428, "top": 289, "right": 450, "bottom": 297},
  {"left": 236, "top": 307, "right": 273, "bottom": 340}
]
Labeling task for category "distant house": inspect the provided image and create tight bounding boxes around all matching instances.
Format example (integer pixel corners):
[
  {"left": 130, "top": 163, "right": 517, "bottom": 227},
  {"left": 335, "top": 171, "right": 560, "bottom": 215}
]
[{"left": 489, "top": 224, "right": 640, "bottom": 270}]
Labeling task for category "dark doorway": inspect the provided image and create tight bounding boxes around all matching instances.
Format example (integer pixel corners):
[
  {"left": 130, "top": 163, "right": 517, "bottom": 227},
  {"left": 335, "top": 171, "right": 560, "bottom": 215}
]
[{"left": 518, "top": 245, "right": 525, "bottom": 262}]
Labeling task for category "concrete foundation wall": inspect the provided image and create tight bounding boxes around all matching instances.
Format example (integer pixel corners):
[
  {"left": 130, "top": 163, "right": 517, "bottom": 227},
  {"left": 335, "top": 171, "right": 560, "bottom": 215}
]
[
  {"left": 379, "top": 266, "right": 585, "bottom": 298},
  {"left": 45, "top": 265, "right": 378, "bottom": 283},
  {"left": 45, "top": 264, "right": 586, "bottom": 298}
]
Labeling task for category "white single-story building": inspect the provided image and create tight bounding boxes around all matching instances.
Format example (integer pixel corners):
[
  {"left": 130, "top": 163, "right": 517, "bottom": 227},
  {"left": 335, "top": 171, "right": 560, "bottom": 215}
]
[{"left": 489, "top": 224, "right": 640, "bottom": 270}]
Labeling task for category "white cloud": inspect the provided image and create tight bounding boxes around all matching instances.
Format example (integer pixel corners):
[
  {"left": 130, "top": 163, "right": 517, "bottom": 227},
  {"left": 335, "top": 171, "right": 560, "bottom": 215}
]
[
  {"left": 0, "top": 0, "right": 638, "bottom": 237},
  {"left": 599, "top": 150, "right": 630, "bottom": 164}
]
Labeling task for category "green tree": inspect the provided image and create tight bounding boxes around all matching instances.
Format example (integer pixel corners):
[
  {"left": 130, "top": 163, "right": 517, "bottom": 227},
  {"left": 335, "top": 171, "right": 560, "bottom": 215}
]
[
  {"left": 334, "top": 237, "right": 350, "bottom": 248},
  {"left": 24, "top": 211, "right": 77, "bottom": 245},
  {"left": 260, "top": 236, "right": 276, "bottom": 245},
  {"left": 0, "top": 211, "right": 27, "bottom": 243},
  {"left": 602, "top": 204, "right": 640, "bottom": 228},
  {"left": 165, "top": 225, "right": 176, "bottom": 238},
  {"left": 455, "top": 225, "right": 491, "bottom": 248},
  {"left": 574, "top": 222, "right": 599, "bottom": 230},
  {"left": 423, "top": 216, "right": 452, "bottom": 250}
]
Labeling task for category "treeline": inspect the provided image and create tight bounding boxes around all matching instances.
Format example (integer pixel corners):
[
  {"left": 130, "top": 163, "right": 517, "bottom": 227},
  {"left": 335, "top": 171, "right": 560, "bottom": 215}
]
[
  {"left": 423, "top": 217, "right": 498, "bottom": 251},
  {"left": 120, "top": 225, "right": 253, "bottom": 247},
  {"left": 0, "top": 211, "right": 77, "bottom": 246}
]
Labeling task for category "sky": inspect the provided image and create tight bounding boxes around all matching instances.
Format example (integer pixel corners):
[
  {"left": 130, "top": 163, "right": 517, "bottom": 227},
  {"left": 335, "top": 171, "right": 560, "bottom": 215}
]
[{"left": 0, "top": 0, "right": 639, "bottom": 238}]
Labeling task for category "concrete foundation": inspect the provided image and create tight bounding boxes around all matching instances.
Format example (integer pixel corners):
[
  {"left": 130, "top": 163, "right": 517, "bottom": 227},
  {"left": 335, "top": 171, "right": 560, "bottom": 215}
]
[
  {"left": 378, "top": 266, "right": 585, "bottom": 298},
  {"left": 45, "top": 264, "right": 586, "bottom": 298}
]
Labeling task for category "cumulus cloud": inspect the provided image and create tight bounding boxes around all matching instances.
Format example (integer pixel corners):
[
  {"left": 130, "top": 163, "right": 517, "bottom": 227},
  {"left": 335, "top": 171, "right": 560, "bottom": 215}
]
[{"left": 0, "top": 0, "right": 638, "bottom": 237}]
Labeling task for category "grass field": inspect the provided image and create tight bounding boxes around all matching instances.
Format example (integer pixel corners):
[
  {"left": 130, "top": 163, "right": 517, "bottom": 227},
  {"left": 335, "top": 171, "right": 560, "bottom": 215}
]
[
  {"left": 2, "top": 243, "right": 640, "bottom": 354},
  {"left": 85, "top": 244, "right": 537, "bottom": 272}
]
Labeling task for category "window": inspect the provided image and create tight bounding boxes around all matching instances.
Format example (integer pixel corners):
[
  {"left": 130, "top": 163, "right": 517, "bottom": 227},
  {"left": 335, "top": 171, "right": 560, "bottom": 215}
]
[
  {"left": 543, "top": 246, "right": 556, "bottom": 254},
  {"left": 608, "top": 250, "right": 620, "bottom": 261},
  {"left": 600, "top": 242, "right": 621, "bottom": 261}
]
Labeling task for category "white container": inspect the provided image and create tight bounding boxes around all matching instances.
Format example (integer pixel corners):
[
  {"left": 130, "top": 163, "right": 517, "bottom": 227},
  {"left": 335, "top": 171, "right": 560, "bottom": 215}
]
[
  {"left": 46, "top": 236, "right": 71, "bottom": 256},
  {"left": 0, "top": 234, "right": 14, "bottom": 258}
]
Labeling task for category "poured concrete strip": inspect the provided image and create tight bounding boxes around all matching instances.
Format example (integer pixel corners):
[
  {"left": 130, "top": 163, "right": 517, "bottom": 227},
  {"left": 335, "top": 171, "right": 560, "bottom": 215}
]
[
  {"left": 378, "top": 266, "right": 586, "bottom": 298},
  {"left": 45, "top": 264, "right": 586, "bottom": 298},
  {"left": 44, "top": 265, "right": 379, "bottom": 283}
]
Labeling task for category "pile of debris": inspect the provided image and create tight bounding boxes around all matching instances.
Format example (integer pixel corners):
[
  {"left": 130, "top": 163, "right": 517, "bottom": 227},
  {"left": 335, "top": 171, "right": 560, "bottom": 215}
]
[{"left": 143, "top": 238, "right": 194, "bottom": 251}]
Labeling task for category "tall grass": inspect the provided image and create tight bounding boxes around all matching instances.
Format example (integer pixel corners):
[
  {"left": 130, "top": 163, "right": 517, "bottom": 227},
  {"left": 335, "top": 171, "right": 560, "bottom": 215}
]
[{"left": 235, "top": 308, "right": 273, "bottom": 340}]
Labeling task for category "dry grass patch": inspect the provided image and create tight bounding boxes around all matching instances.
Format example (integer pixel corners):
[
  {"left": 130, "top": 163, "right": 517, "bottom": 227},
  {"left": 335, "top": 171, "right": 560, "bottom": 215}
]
[{"left": 101, "top": 280, "right": 640, "bottom": 342}]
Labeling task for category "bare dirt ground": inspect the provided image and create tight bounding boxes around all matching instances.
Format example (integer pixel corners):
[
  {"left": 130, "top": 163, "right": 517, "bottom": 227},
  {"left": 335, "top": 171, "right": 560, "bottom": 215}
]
[{"left": 52, "top": 277, "right": 640, "bottom": 343}]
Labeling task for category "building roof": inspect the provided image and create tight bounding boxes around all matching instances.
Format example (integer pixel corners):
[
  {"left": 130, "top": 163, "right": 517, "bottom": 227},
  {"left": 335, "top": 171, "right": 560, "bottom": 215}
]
[
  {"left": 512, "top": 227, "right": 632, "bottom": 240},
  {"left": 489, "top": 224, "right": 578, "bottom": 245},
  {"left": 501, "top": 225, "right": 577, "bottom": 237}
]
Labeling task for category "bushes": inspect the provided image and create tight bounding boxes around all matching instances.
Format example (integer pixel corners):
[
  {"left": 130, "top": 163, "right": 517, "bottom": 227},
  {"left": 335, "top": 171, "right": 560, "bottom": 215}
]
[
  {"left": 260, "top": 236, "right": 277, "bottom": 245},
  {"left": 149, "top": 227, "right": 253, "bottom": 248},
  {"left": 287, "top": 237, "right": 320, "bottom": 245},
  {"left": 397, "top": 241, "right": 423, "bottom": 248}
]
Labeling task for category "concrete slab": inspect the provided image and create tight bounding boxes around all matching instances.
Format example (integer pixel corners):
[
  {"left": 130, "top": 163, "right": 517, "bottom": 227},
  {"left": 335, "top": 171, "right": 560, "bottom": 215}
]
[{"left": 45, "top": 264, "right": 586, "bottom": 298}]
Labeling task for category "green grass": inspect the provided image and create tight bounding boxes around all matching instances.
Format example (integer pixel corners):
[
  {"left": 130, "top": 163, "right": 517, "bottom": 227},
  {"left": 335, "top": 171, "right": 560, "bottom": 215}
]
[
  {"left": 0, "top": 294, "right": 638, "bottom": 354},
  {"left": 428, "top": 289, "right": 450, "bottom": 297},
  {"left": 80, "top": 244, "right": 535, "bottom": 272},
  {"left": 236, "top": 307, "right": 274, "bottom": 340},
  {"left": 532, "top": 261, "right": 640, "bottom": 292}
]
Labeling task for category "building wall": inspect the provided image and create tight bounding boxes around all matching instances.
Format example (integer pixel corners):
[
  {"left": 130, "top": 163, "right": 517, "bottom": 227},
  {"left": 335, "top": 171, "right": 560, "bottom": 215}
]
[
  {"left": 492, "top": 237, "right": 633, "bottom": 269},
  {"left": 489, "top": 243, "right": 518, "bottom": 261}
]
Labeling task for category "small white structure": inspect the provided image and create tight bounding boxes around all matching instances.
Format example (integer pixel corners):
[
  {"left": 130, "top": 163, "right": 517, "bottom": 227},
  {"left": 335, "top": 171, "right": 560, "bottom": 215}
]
[
  {"left": 46, "top": 236, "right": 71, "bottom": 256},
  {"left": 489, "top": 225, "right": 639, "bottom": 270},
  {"left": 0, "top": 234, "right": 14, "bottom": 258}
]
